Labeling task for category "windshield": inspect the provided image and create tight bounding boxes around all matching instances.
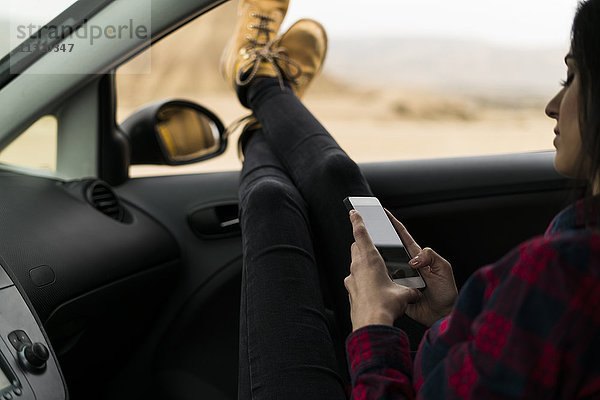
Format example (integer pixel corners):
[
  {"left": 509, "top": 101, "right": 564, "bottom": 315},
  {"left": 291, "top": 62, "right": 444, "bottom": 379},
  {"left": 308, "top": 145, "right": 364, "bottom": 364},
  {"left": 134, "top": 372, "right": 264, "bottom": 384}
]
[{"left": 2, "top": 0, "right": 79, "bottom": 57}]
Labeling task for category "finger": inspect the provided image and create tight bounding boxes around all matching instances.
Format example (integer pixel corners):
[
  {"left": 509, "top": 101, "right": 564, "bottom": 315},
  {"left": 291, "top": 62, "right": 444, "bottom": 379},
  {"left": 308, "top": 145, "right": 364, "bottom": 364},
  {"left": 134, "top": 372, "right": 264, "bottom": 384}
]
[
  {"left": 409, "top": 247, "right": 452, "bottom": 275},
  {"left": 385, "top": 209, "right": 421, "bottom": 257},
  {"left": 344, "top": 276, "right": 356, "bottom": 306},
  {"left": 344, "top": 275, "right": 352, "bottom": 291},
  {"left": 350, "top": 210, "right": 376, "bottom": 252},
  {"left": 351, "top": 242, "right": 359, "bottom": 258},
  {"left": 350, "top": 244, "right": 359, "bottom": 274}
]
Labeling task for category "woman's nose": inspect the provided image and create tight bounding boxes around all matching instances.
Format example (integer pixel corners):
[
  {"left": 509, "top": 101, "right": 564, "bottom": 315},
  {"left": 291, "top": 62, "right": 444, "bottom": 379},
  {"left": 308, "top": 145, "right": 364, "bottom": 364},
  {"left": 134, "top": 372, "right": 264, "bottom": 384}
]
[{"left": 545, "top": 91, "right": 562, "bottom": 119}]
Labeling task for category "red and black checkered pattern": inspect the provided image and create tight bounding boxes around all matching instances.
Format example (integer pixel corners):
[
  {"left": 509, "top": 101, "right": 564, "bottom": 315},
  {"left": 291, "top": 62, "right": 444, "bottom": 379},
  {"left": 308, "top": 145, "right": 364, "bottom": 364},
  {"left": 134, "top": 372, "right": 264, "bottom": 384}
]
[{"left": 346, "top": 196, "right": 600, "bottom": 399}]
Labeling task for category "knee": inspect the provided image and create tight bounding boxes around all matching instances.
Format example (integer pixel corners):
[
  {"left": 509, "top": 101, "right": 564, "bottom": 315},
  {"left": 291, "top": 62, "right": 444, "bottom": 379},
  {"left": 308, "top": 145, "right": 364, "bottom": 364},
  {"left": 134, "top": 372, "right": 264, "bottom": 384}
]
[
  {"left": 241, "top": 178, "right": 304, "bottom": 214},
  {"left": 314, "top": 151, "right": 363, "bottom": 186}
]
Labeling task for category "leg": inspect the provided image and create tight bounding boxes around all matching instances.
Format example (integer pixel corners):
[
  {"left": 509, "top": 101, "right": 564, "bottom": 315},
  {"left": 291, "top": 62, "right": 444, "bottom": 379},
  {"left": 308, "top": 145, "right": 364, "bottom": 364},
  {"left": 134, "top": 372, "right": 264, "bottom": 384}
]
[
  {"left": 238, "top": 130, "right": 347, "bottom": 400},
  {"left": 247, "top": 79, "right": 373, "bottom": 336},
  {"left": 221, "top": 0, "right": 371, "bottom": 386}
]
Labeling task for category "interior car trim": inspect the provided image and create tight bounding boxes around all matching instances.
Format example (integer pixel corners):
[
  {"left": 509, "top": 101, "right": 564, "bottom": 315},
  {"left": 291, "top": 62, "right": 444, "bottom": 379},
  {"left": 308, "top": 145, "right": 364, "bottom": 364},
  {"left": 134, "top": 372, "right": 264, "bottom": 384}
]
[{"left": 0, "top": 263, "right": 67, "bottom": 399}]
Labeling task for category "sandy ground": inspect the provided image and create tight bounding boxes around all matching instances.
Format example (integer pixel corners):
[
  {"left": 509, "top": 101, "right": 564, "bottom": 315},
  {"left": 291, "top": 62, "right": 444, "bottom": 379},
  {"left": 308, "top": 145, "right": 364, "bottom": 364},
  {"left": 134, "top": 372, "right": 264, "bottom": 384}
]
[
  {"left": 0, "top": 91, "right": 555, "bottom": 176},
  {"left": 127, "top": 91, "right": 556, "bottom": 177},
  {"left": 0, "top": 116, "right": 57, "bottom": 171}
]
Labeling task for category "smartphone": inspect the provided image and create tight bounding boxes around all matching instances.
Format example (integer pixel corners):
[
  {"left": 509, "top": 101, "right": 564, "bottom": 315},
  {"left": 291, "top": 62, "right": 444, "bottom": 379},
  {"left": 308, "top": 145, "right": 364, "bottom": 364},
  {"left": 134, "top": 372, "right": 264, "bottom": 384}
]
[{"left": 344, "top": 196, "right": 426, "bottom": 289}]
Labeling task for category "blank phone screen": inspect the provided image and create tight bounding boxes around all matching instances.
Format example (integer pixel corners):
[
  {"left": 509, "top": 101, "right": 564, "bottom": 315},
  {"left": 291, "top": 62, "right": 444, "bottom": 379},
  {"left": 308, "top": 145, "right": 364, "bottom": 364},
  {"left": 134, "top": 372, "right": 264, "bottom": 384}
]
[
  {"left": 352, "top": 204, "right": 403, "bottom": 247},
  {"left": 351, "top": 200, "right": 420, "bottom": 279}
]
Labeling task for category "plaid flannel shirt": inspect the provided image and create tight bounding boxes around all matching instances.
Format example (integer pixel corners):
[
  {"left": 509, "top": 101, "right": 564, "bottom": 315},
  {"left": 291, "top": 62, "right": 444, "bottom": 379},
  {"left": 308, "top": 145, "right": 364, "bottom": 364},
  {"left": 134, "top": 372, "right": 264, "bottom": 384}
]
[{"left": 346, "top": 196, "right": 600, "bottom": 399}]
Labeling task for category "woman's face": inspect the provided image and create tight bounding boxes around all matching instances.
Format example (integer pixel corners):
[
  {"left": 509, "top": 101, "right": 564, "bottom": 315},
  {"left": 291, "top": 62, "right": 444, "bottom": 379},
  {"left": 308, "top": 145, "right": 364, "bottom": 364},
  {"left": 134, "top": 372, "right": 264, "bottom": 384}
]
[{"left": 545, "top": 53, "right": 585, "bottom": 178}]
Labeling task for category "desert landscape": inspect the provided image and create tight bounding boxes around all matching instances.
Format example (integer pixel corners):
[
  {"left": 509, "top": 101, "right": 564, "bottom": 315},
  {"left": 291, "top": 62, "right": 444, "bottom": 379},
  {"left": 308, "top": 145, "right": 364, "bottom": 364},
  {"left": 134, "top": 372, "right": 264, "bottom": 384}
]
[
  {"left": 0, "top": 1, "right": 564, "bottom": 176},
  {"left": 118, "top": 1, "right": 562, "bottom": 176}
]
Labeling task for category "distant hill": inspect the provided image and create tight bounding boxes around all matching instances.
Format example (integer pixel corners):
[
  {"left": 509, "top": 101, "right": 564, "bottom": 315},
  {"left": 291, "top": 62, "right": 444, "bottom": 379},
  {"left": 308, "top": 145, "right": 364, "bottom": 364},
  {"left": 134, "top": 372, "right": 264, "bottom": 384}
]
[
  {"left": 2, "top": 2, "right": 568, "bottom": 105},
  {"left": 115, "top": 1, "right": 567, "bottom": 110},
  {"left": 325, "top": 36, "right": 566, "bottom": 98}
]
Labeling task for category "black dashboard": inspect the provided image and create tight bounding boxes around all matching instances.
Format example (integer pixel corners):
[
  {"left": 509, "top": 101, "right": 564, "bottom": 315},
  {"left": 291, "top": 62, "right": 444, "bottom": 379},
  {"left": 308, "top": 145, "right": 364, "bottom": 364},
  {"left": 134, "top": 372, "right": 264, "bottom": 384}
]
[{"left": 0, "top": 170, "right": 182, "bottom": 398}]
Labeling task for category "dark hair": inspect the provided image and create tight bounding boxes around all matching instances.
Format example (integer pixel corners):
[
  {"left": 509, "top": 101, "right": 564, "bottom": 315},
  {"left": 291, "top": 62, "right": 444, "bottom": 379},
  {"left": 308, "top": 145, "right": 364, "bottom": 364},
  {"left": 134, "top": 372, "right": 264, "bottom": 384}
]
[{"left": 571, "top": 0, "right": 600, "bottom": 191}]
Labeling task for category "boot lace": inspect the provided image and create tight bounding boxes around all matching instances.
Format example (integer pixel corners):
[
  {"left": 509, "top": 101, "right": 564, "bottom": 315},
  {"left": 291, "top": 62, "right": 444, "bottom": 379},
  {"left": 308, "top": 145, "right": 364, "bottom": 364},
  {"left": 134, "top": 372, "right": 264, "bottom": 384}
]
[
  {"left": 223, "top": 114, "right": 257, "bottom": 141},
  {"left": 236, "top": 13, "right": 302, "bottom": 89},
  {"left": 222, "top": 113, "right": 261, "bottom": 162}
]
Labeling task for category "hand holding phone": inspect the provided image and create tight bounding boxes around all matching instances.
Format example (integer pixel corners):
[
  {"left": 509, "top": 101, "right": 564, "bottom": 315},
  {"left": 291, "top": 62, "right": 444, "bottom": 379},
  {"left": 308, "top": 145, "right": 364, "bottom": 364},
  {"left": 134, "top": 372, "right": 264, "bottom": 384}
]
[
  {"left": 345, "top": 209, "right": 424, "bottom": 330},
  {"left": 344, "top": 196, "right": 426, "bottom": 289},
  {"left": 383, "top": 208, "right": 459, "bottom": 327}
]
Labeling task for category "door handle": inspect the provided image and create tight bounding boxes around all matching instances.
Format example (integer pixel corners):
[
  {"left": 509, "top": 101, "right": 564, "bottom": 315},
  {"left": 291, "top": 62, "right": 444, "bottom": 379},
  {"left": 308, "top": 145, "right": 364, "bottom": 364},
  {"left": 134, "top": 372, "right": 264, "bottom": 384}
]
[
  {"left": 219, "top": 218, "right": 240, "bottom": 228},
  {"left": 188, "top": 203, "right": 240, "bottom": 239}
]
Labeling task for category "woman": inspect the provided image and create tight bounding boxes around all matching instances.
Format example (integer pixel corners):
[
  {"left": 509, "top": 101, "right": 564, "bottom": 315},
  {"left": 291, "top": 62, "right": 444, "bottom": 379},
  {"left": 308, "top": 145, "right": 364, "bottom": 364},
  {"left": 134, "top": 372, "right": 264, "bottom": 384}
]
[{"left": 222, "top": 0, "right": 600, "bottom": 398}]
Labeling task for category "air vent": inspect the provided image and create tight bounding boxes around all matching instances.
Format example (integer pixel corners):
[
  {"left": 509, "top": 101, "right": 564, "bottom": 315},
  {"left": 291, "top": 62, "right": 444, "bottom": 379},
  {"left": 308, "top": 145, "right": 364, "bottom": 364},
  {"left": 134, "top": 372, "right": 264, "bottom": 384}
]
[{"left": 85, "top": 181, "right": 124, "bottom": 222}]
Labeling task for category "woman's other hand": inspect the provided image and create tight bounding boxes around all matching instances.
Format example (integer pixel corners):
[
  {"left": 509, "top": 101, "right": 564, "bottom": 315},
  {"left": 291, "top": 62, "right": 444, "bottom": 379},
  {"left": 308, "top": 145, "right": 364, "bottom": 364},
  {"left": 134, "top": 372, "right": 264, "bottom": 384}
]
[
  {"left": 345, "top": 210, "right": 422, "bottom": 331},
  {"left": 386, "top": 209, "right": 458, "bottom": 327}
]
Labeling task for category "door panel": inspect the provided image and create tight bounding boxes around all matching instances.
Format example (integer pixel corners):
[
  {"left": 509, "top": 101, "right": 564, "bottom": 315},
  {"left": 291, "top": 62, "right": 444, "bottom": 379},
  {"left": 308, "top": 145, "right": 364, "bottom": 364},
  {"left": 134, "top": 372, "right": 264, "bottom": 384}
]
[
  {"left": 115, "top": 172, "right": 243, "bottom": 399},
  {"left": 116, "top": 171, "right": 243, "bottom": 298}
]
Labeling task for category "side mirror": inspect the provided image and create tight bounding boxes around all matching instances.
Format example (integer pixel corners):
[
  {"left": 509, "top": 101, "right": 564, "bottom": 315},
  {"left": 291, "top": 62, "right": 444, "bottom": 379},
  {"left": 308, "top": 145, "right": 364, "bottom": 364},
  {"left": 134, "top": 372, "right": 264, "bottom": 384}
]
[{"left": 121, "top": 99, "right": 227, "bottom": 166}]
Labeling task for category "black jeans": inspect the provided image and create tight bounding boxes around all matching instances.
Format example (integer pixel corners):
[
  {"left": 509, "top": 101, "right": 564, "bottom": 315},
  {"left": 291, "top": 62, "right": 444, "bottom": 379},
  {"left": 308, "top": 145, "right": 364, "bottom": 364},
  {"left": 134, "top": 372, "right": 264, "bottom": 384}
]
[{"left": 238, "top": 78, "right": 372, "bottom": 400}]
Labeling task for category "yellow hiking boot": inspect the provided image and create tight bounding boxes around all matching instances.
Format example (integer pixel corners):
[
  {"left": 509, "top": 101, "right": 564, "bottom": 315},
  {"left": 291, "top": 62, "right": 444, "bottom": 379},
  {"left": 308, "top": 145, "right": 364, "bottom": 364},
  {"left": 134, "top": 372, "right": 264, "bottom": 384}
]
[
  {"left": 277, "top": 18, "right": 328, "bottom": 99},
  {"left": 220, "top": 0, "right": 292, "bottom": 106},
  {"left": 223, "top": 18, "right": 329, "bottom": 160}
]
